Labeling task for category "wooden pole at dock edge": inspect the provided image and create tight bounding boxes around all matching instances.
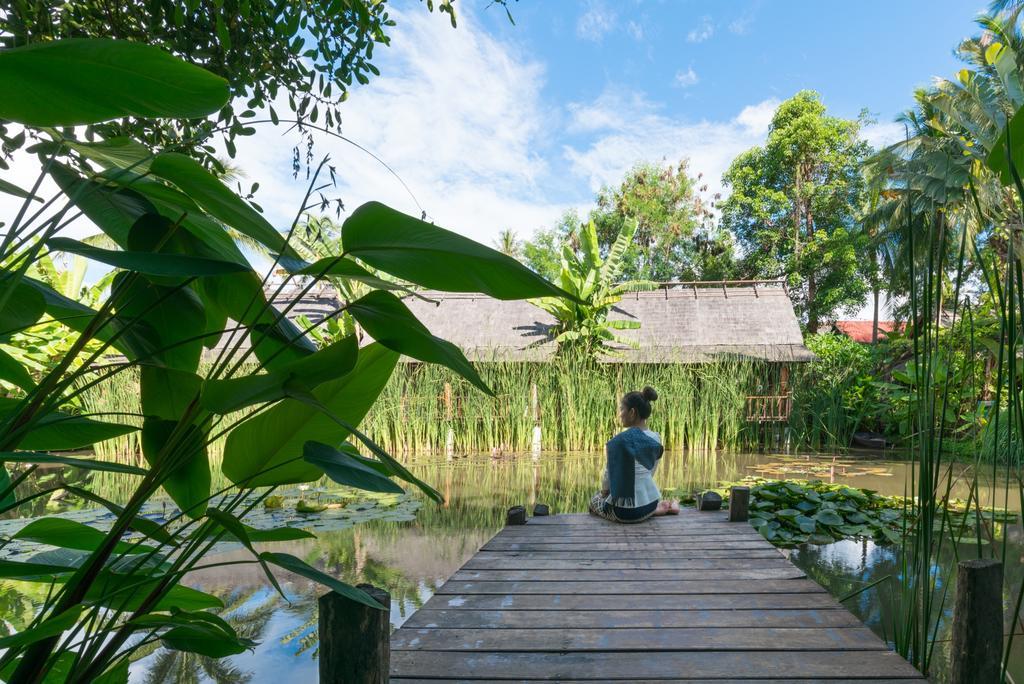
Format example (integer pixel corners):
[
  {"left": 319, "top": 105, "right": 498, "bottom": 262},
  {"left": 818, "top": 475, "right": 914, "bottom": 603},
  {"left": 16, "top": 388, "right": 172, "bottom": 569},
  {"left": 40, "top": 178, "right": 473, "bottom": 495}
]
[
  {"left": 950, "top": 558, "right": 1002, "bottom": 684},
  {"left": 319, "top": 584, "right": 390, "bottom": 684},
  {"left": 728, "top": 486, "right": 749, "bottom": 522}
]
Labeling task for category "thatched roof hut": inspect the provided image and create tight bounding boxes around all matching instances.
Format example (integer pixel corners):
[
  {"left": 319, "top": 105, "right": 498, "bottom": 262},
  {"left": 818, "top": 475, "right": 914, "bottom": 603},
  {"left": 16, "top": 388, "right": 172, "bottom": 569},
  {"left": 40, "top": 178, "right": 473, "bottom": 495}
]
[
  {"left": 239, "top": 280, "right": 812, "bottom": 364},
  {"left": 403, "top": 282, "right": 814, "bottom": 364}
]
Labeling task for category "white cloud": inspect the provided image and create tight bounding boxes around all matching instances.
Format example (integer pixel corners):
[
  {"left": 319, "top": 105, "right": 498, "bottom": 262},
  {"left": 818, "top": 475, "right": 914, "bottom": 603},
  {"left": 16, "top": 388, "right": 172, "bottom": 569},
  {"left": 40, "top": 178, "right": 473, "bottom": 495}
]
[
  {"left": 577, "top": 1, "right": 616, "bottom": 43},
  {"left": 227, "top": 7, "right": 571, "bottom": 245},
  {"left": 687, "top": 16, "right": 714, "bottom": 43},
  {"left": 735, "top": 99, "right": 780, "bottom": 136},
  {"left": 861, "top": 121, "right": 906, "bottom": 150},
  {"left": 729, "top": 13, "right": 754, "bottom": 35},
  {"left": 563, "top": 90, "right": 781, "bottom": 201},
  {"left": 627, "top": 20, "right": 644, "bottom": 41},
  {"left": 674, "top": 67, "right": 699, "bottom": 88}
]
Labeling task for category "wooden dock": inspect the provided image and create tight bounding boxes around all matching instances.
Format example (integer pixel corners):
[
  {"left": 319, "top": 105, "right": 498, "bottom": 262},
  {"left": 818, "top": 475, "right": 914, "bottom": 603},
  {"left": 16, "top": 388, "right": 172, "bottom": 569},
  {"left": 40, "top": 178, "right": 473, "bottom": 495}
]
[{"left": 389, "top": 510, "right": 925, "bottom": 682}]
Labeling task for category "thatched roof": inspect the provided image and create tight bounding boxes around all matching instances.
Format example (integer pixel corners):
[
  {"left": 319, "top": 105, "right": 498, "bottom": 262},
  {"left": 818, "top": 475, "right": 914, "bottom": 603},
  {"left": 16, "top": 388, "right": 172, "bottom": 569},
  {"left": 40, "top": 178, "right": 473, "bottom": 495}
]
[
  {"left": 211, "top": 282, "right": 813, "bottom": 364},
  {"left": 403, "top": 283, "right": 814, "bottom": 363}
]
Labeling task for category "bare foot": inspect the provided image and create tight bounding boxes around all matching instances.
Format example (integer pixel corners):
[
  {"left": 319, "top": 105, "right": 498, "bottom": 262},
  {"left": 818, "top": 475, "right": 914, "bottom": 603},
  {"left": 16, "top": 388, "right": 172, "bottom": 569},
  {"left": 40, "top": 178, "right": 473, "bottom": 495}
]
[{"left": 654, "top": 500, "right": 679, "bottom": 516}]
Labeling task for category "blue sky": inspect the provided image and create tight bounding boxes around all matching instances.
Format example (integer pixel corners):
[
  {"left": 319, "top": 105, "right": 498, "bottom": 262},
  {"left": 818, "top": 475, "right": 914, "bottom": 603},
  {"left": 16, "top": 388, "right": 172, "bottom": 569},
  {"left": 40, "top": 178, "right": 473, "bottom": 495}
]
[
  {"left": 3, "top": 1, "right": 992, "bottom": 252},
  {"left": 222, "top": 0, "right": 990, "bottom": 249}
]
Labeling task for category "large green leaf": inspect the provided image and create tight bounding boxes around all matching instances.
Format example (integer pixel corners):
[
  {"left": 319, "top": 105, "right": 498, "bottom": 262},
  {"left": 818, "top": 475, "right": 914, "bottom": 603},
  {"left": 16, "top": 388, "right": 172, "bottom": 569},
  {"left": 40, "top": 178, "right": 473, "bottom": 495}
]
[
  {"left": 50, "top": 163, "right": 156, "bottom": 248},
  {"left": 987, "top": 106, "right": 1024, "bottom": 185},
  {"left": 341, "top": 202, "right": 571, "bottom": 300},
  {"left": 0, "top": 465, "right": 13, "bottom": 510},
  {"left": 15, "top": 273, "right": 160, "bottom": 361},
  {"left": 221, "top": 343, "right": 397, "bottom": 486},
  {"left": 0, "top": 607, "right": 82, "bottom": 650},
  {"left": 131, "top": 610, "right": 256, "bottom": 657},
  {"left": 296, "top": 257, "right": 402, "bottom": 290},
  {"left": 149, "top": 153, "right": 294, "bottom": 258},
  {"left": 0, "top": 177, "right": 42, "bottom": 203},
  {"left": 82, "top": 574, "right": 223, "bottom": 612},
  {"left": 303, "top": 441, "right": 404, "bottom": 494},
  {"left": 0, "top": 559, "right": 75, "bottom": 580},
  {"left": 0, "top": 451, "right": 146, "bottom": 475},
  {"left": 0, "top": 347, "right": 34, "bottom": 391},
  {"left": 111, "top": 272, "right": 206, "bottom": 370},
  {"left": 0, "top": 280, "right": 46, "bottom": 339},
  {"left": 140, "top": 367, "right": 202, "bottom": 421},
  {"left": 194, "top": 272, "right": 315, "bottom": 368},
  {"left": 47, "top": 237, "right": 248, "bottom": 278},
  {"left": 200, "top": 333, "right": 358, "bottom": 414},
  {"left": 259, "top": 551, "right": 385, "bottom": 609},
  {"left": 0, "top": 399, "right": 138, "bottom": 451},
  {"left": 65, "top": 137, "right": 153, "bottom": 173},
  {"left": 13, "top": 518, "right": 152, "bottom": 556},
  {"left": 141, "top": 419, "right": 210, "bottom": 517},
  {"left": 348, "top": 290, "right": 489, "bottom": 394},
  {"left": 0, "top": 38, "right": 228, "bottom": 126}
]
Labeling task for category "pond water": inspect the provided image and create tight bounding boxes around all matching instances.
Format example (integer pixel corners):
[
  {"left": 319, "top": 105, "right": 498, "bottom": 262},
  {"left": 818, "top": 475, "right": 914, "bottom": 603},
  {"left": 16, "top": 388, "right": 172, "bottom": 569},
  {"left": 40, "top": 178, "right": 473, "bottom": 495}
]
[{"left": 1, "top": 450, "right": 1021, "bottom": 683}]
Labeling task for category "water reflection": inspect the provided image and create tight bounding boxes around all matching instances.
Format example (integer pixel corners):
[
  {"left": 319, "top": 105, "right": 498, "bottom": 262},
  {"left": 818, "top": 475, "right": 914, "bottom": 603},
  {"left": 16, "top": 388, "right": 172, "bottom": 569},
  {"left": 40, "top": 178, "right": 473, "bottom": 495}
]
[{"left": 4, "top": 451, "right": 1022, "bottom": 682}]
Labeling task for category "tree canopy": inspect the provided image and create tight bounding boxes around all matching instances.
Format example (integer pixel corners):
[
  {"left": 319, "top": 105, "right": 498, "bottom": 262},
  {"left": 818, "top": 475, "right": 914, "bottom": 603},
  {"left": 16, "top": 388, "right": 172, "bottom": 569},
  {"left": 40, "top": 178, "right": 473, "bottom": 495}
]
[
  {"left": 720, "top": 90, "right": 871, "bottom": 332},
  {"left": 524, "top": 161, "right": 734, "bottom": 283},
  {"left": 0, "top": 0, "right": 459, "bottom": 170}
]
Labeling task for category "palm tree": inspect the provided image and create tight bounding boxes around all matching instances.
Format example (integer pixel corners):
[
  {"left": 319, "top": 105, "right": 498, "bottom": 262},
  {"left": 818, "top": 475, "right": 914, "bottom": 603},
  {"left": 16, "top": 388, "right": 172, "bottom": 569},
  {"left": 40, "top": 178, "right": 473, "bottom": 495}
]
[
  {"left": 493, "top": 229, "right": 521, "bottom": 259},
  {"left": 141, "top": 588, "right": 279, "bottom": 684}
]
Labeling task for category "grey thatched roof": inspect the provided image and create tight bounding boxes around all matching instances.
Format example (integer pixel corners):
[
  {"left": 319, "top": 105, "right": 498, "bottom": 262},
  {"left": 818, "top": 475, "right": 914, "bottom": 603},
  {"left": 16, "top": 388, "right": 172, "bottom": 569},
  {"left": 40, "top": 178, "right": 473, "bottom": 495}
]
[
  {"left": 208, "top": 282, "right": 813, "bottom": 364},
  {"left": 402, "top": 285, "right": 814, "bottom": 363}
]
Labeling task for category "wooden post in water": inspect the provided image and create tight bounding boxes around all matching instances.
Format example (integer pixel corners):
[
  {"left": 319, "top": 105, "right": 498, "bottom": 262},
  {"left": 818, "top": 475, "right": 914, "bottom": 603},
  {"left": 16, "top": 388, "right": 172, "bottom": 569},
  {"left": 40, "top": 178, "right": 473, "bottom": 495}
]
[
  {"left": 443, "top": 382, "right": 454, "bottom": 459},
  {"left": 950, "top": 558, "right": 1002, "bottom": 684},
  {"left": 530, "top": 381, "right": 542, "bottom": 456},
  {"left": 729, "top": 486, "right": 749, "bottom": 522},
  {"left": 319, "top": 584, "right": 390, "bottom": 684}
]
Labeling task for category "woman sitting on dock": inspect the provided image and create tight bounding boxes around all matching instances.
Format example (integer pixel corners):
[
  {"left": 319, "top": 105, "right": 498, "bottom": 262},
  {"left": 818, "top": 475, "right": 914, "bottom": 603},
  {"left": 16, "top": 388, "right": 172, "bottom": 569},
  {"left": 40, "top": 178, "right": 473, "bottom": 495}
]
[{"left": 589, "top": 386, "right": 680, "bottom": 523}]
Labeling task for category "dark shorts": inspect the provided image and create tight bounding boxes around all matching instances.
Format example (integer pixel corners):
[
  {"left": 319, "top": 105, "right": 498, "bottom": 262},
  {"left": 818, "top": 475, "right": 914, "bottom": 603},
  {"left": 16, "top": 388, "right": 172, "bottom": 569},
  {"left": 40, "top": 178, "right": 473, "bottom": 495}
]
[{"left": 588, "top": 492, "right": 658, "bottom": 524}]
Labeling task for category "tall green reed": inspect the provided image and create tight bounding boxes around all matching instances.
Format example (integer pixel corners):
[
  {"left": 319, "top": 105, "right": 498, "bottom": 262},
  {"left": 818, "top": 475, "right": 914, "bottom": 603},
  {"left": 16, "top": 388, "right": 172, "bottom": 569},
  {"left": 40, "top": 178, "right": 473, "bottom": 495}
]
[{"left": 363, "top": 355, "right": 769, "bottom": 454}]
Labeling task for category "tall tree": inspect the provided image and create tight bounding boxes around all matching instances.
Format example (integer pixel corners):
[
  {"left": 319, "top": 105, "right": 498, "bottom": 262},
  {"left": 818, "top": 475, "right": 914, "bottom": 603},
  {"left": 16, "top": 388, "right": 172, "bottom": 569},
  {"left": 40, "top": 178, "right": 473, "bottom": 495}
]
[
  {"left": 524, "top": 162, "right": 734, "bottom": 282},
  {"left": 590, "top": 161, "right": 732, "bottom": 281},
  {"left": 720, "top": 90, "right": 870, "bottom": 332}
]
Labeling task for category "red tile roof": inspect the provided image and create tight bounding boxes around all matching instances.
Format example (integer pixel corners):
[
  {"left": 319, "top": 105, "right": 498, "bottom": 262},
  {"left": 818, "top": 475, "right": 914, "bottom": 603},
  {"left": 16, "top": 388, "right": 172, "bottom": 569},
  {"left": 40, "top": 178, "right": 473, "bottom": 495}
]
[{"left": 832, "top": 320, "right": 902, "bottom": 343}]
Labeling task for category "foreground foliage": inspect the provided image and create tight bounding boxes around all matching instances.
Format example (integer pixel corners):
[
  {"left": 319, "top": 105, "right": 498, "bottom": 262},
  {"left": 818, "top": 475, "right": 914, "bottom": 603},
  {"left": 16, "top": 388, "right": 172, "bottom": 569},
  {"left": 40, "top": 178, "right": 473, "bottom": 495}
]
[{"left": 0, "top": 34, "right": 566, "bottom": 684}]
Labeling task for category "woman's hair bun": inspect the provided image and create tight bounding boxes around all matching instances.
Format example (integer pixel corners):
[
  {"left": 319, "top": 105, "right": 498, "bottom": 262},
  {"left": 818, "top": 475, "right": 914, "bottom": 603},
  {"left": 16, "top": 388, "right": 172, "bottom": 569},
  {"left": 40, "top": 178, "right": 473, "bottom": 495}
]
[{"left": 642, "top": 386, "right": 658, "bottom": 402}]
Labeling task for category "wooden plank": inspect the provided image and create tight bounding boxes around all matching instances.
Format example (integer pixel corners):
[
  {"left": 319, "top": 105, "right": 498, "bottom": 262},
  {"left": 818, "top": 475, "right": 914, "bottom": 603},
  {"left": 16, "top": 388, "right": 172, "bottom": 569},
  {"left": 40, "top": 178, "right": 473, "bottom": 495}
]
[
  {"left": 391, "top": 675, "right": 929, "bottom": 679},
  {"left": 401, "top": 608, "right": 862, "bottom": 630},
  {"left": 461, "top": 556, "right": 795, "bottom": 571},
  {"left": 391, "top": 626, "right": 888, "bottom": 652},
  {"left": 495, "top": 524, "right": 753, "bottom": 532},
  {"left": 389, "top": 650, "right": 925, "bottom": 679},
  {"left": 450, "top": 567, "right": 807, "bottom": 581},
  {"left": 521, "top": 513, "right": 731, "bottom": 524},
  {"left": 481, "top": 541, "right": 775, "bottom": 551},
  {"left": 489, "top": 532, "right": 770, "bottom": 540},
  {"left": 423, "top": 592, "right": 845, "bottom": 611},
  {"left": 470, "top": 549, "right": 785, "bottom": 560},
  {"left": 495, "top": 522, "right": 753, "bottom": 533},
  {"left": 390, "top": 512, "right": 923, "bottom": 682},
  {"left": 435, "top": 579, "right": 826, "bottom": 595},
  {"left": 490, "top": 532, "right": 766, "bottom": 541}
]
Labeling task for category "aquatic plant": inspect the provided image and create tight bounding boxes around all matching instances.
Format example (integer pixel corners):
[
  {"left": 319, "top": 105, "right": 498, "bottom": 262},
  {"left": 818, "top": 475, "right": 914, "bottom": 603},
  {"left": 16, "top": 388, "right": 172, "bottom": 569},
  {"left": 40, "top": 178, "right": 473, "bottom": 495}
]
[{"left": 364, "top": 355, "right": 764, "bottom": 454}]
